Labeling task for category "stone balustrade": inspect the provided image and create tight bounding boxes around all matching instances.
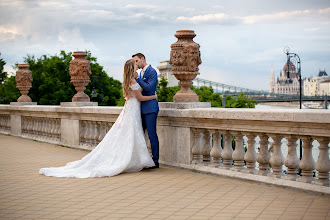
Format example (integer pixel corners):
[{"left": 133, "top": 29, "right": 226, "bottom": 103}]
[{"left": 0, "top": 104, "right": 329, "bottom": 194}]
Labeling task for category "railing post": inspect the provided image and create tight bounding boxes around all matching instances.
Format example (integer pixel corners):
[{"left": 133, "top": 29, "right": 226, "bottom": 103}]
[
  {"left": 267, "top": 134, "right": 285, "bottom": 178},
  {"left": 313, "top": 137, "right": 329, "bottom": 186},
  {"left": 256, "top": 133, "right": 270, "bottom": 176},
  {"left": 191, "top": 128, "right": 202, "bottom": 164},
  {"left": 243, "top": 132, "right": 257, "bottom": 174},
  {"left": 231, "top": 131, "right": 245, "bottom": 172},
  {"left": 201, "top": 129, "right": 211, "bottom": 165},
  {"left": 209, "top": 129, "right": 222, "bottom": 167},
  {"left": 283, "top": 135, "right": 300, "bottom": 181},
  {"left": 297, "top": 136, "right": 315, "bottom": 183},
  {"left": 220, "top": 131, "right": 233, "bottom": 169},
  {"left": 61, "top": 118, "right": 80, "bottom": 148}
]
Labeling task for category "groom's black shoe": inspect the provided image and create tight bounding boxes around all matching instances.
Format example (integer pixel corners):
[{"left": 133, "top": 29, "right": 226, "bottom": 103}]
[{"left": 145, "top": 162, "right": 159, "bottom": 169}]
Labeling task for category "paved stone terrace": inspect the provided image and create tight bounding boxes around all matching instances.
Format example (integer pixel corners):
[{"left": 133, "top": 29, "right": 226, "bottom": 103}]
[{"left": 0, "top": 134, "right": 329, "bottom": 220}]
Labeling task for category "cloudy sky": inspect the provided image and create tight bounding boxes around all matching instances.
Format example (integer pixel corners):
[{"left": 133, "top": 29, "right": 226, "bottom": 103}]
[{"left": 1, "top": 0, "right": 329, "bottom": 91}]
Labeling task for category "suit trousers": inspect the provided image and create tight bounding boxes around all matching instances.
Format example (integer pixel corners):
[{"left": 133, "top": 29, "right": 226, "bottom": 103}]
[{"left": 142, "top": 112, "right": 159, "bottom": 163}]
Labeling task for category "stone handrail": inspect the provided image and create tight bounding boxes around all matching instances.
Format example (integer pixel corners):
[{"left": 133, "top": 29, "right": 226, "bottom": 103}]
[{"left": 0, "top": 104, "right": 329, "bottom": 194}]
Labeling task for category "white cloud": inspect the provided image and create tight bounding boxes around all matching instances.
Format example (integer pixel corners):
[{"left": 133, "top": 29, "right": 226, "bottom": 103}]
[
  {"left": 319, "top": 7, "right": 330, "bottom": 14},
  {"left": 177, "top": 13, "right": 232, "bottom": 24},
  {"left": 125, "top": 4, "right": 158, "bottom": 10},
  {"left": 242, "top": 9, "right": 311, "bottom": 24},
  {"left": 304, "top": 27, "right": 320, "bottom": 31}
]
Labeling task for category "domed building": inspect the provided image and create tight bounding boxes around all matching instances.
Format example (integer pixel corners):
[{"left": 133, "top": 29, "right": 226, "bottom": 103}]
[{"left": 269, "top": 62, "right": 301, "bottom": 95}]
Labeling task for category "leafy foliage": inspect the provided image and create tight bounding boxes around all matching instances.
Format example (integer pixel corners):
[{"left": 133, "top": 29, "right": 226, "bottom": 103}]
[
  {"left": 225, "top": 92, "right": 257, "bottom": 108},
  {"left": 156, "top": 78, "right": 257, "bottom": 108},
  {"left": 0, "top": 51, "right": 122, "bottom": 105},
  {"left": 156, "top": 77, "right": 181, "bottom": 102}
]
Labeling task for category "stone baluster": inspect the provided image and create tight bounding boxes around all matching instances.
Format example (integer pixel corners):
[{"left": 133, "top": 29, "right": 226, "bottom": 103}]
[
  {"left": 79, "top": 121, "right": 85, "bottom": 144},
  {"left": 210, "top": 130, "right": 222, "bottom": 167},
  {"left": 256, "top": 133, "right": 270, "bottom": 176},
  {"left": 21, "top": 117, "right": 26, "bottom": 134},
  {"left": 87, "top": 121, "right": 93, "bottom": 145},
  {"left": 32, "top": 117, "right": 36, "bottom": 137},
  {"left": 32, "top": 118, "right": 38, "bottom": 138},
  {"left": 106, "top": 122, "right": 112, "bottom": 132},
  {"left": 26, "top": 117, "right": 32, "bottom": 136},
  {"left": 98, "top": 122, "right": 106, "bottom": 143},
  {"left": 50, "top": 119, "right": 56, "bottom": 141},
  {"left": 45, "top": 118, "right": 50, "bottom": 139},
  {"left": 36, "top": 118, "right": 41, "bottom": 139},
  {"left": 313, "top": 137, "right": 329, "bottom": 186},
  {"left": 41, "top": 118, "right": 46, "bottom": 140},
  {"left": 283, "top": 135, "right": 300, "bottom": 180},
  {"left": 191, "top": 128, "right": 202, "bottom": 164},
  {"left": 267, "top": 134, "right": 285, "bottom": 178},
  {"left": 201, "top": 129, "right": 211, "bottom": 164},
  {"left": 231, "top": 131, "right": 245, "bottom": 171},
  {"left": 55, "top": 119, "right": 61, "bottom": 140},
  {"left": 83, "top": 121, "right": 89, "bottom": 145},
  {"left": 93, "top": 122, "right": 101, "bottom": 145},
  {"left": 297, "top": 136, "right": 315, "bottom": 183},
  {"left": 221, "top": 131, "right": 233, "bottom": 169},
  {"left": 243, "top": 132, "right": 257, "bottom": 174},
  {"left": 45, "top": 119, "right": 50, "bottom": 140},
  {"left": 48, "top": 119, "right": 53, "bottom": 140}
]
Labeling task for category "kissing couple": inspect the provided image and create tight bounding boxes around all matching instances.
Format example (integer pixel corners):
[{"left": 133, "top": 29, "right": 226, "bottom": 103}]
[{"left": 39, "top": 53, "right": 160, "bottom": 178}]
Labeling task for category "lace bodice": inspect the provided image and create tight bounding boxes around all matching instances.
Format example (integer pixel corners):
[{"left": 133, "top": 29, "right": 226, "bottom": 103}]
[{"left": 129, "top": 83, "right": 142, "bottom": 98}]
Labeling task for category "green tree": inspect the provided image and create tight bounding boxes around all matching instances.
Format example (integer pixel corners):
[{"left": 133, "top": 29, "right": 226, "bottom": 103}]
[
  {"left": 156, "top": 77, "right": 181, "bottom": 102},
  {"left": 191, "top": 86, "right": 222, "bottom": 107},
  {"left": 0, "top": 50, "right": 122, "bottom": 105},
  {"left": 225, "top": 92, "right": 257, "bottom": 108},
  {"left": 0, "top": 55, "right": 21, "bottom": 104},
  {"left": 156, "top": 78, "right": 256, "bottom": 108}
]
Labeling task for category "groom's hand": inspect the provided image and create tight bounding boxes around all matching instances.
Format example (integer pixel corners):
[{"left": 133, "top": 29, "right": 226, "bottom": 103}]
[{"left": 133, "top": 71, "right": 139, "bottom": 79}]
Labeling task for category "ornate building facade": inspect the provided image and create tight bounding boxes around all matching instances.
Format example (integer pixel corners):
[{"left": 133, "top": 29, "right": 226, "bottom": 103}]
[
  {"left": 269, "top": 62, "right": 300, "bottom": 95},
  {"left": 303, "top": 70, "right": 330, "bottom": 96}
]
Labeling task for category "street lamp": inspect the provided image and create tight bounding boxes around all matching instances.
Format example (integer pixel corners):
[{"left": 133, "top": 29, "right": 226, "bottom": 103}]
[
  {"left": 91, "top": 75, "right": 104, "bottom": 104},
  {"left": 284, "top": 46, "right": 303, "bottom": 164},
  {"left": 283, "top": 46, "right": 302, "bottom": 109}
]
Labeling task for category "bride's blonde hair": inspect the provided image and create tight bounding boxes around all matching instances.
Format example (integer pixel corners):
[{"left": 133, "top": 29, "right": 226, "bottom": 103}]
[{"left": 123, "top": 59, "right": 135, "bottom": 98}]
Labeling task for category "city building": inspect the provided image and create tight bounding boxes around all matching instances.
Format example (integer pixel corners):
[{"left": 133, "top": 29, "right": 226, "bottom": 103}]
[
  {"left": 157, "top": 61, "right": 178, "bottom": 87},
  {"left": 269, "top": 62, "right": 300, "bottom": 95},
  {"left": 319, "top": 79, "right": 330, "bottom": 96},
  {"left": 303, "top": 70, "right": 330, "bottom": 96}
]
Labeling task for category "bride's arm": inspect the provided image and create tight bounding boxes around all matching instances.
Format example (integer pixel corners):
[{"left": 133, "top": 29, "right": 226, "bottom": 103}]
[{"left": 130, "top": 79, "right": 157, "bottom": 101}]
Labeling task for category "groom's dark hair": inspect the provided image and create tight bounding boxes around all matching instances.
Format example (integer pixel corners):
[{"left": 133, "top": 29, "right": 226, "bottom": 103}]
[{"left": 132, "top": 53, "right": 145, "bottom": 60}]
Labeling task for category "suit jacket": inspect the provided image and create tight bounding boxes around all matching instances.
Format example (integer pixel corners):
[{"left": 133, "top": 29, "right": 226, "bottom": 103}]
[{"left": 136, "top": 65, "right": 159, "bottom": 115}]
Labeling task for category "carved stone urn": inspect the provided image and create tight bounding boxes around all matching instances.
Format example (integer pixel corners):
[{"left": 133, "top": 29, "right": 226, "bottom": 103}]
[
  {"left": 69, "top": 51, "right": 91, "bottom": 102},
  {"left": 170, "top": 30, "right": 202, "bottom": 102},
  {"left": 16, "top": 63, "right": 33, "bottom": 102}
]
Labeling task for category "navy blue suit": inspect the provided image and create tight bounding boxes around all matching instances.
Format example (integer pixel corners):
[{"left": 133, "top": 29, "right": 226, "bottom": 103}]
[{"left": 136, "top": 65, "right": 159, "bottom": 163}]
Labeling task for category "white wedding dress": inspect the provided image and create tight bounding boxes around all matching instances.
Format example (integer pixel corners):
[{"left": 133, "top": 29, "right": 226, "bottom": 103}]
[{"left": 39, "top": 83, "right": 155, "bottom": 178}]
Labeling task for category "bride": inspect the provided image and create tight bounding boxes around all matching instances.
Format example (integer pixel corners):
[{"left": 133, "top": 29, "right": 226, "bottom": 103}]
[{"left": 39, "top": 59, "right": 157, "bottom": 178}]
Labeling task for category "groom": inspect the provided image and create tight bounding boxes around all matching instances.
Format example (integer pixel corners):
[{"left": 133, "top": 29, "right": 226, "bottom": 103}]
[{"left": 132, "top": 53, "right": 160, "bottom": 169}]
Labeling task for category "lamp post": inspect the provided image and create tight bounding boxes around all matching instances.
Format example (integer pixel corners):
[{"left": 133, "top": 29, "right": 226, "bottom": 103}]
[
  {"left": 283, "top": 46, "right": 302, "bottom": 109},
  {"left": 91, "top": 75, "right": 104, "bottom": 105},
  {"left": 284, "top": 46, "right": 303, "bottom": 164}
]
